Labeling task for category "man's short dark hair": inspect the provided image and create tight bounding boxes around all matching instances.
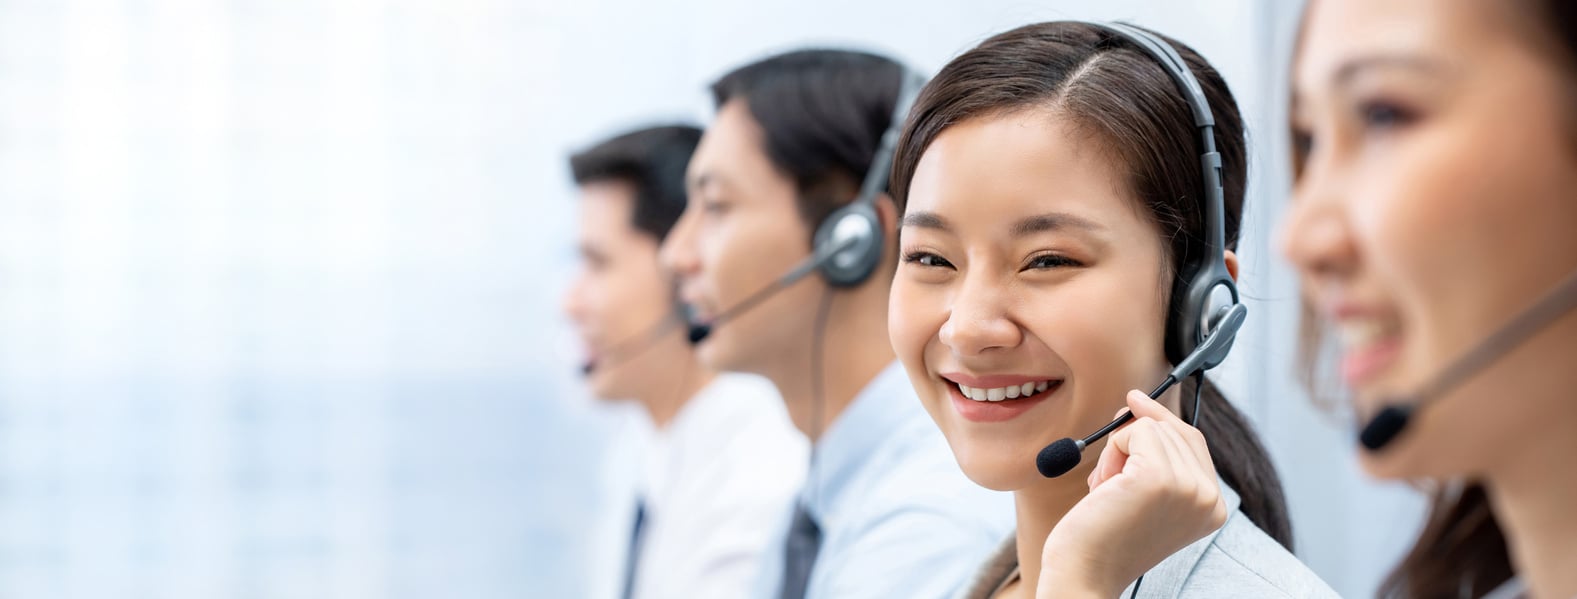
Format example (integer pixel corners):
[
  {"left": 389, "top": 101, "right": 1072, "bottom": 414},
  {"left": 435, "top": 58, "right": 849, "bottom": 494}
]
[
  {"left": 710, "top": 49, "right": 906, "bottom": 229},
  {"left": 569, "top": 125, "right": 703, "bottom": 240}
]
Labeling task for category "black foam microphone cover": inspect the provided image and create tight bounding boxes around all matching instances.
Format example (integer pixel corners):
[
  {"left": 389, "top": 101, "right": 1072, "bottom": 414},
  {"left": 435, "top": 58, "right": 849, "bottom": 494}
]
[
  {"left": 1358, "top": 404, "right": 1414, "bottom": 451},
  {"left": 1036, "top": 438, "right": 1084, "bottom": 478},
  {"left": 580, "top": 361, "right": 595, "bottom": 376},
  {"left": 686, "top": 323, "right": 711, "bottom": 345}
]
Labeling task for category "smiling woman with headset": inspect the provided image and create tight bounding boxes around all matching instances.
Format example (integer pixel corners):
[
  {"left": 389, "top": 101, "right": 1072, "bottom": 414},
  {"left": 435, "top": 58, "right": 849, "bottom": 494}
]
[
  {"left": 1283, "top": 0, "right": 1577, "bottom": 597},
  {"left": 886, "top": 21, "right": 1336, "bottom": 598},
  {"left": 660, "top": 49, "right": 1012, "bottom": 599}
]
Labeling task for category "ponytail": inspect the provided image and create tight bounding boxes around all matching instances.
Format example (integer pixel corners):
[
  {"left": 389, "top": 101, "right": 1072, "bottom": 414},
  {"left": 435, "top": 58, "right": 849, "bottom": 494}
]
[{"left": 1184, "top": 376, "right": 1294, "bottom": 549}]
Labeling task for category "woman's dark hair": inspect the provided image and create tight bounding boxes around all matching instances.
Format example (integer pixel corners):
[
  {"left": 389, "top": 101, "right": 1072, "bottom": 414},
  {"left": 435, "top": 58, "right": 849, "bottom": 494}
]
[
  {"left": 1288, "top": 1, "right": 1577, "bottom": 597},
  {"left": 710, "top": 49, "right": 905, "bottom": 230},
  {"left": 889, "top": 21, "right": 1293, "bottom": 549},
  {"left": 569, "top": 125, "right": 703, "bottom": 241}
]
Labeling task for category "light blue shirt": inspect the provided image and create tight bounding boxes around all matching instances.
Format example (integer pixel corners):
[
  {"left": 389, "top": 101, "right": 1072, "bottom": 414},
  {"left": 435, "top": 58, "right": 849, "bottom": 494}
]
[{"left": 754, "top": 361, "right": 1015, "bottom": 598}]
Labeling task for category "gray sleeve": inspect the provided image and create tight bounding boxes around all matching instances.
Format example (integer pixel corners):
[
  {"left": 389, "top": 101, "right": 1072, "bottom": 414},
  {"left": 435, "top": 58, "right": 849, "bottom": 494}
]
[
  {"left": 1181, "top": 517, "right": 1338, "bottom": 598},
  {"left": 1129, "top": 514, "right": 1339, "bottom": 598}
]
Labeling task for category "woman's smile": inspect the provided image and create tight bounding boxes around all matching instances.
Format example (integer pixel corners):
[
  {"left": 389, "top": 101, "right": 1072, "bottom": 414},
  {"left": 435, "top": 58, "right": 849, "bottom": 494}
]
[{"left": 942, "top": 372, "right": 1066, "bottom": 422}]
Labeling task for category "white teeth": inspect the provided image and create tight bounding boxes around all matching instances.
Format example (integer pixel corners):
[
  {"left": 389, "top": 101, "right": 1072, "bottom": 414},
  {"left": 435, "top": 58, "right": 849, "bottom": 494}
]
[
  {"left": 1336, "top": 319, "right": 1399, "bottom": 350},
  {"left": 955, "top": 380, "right": 1057, "bottom": 402}
]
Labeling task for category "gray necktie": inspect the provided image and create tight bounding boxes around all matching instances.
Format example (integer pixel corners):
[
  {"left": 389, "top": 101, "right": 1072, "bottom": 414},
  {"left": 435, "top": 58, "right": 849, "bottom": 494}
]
[{"left": 778, "top": 503, "right": 822, "bottom": 599}]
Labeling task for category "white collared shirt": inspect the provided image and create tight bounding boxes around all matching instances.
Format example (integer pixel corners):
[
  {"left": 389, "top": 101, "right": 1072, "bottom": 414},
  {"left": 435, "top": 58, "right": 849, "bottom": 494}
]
[{"left": 613, "top": 373, "right": 808, "bottom": 599}]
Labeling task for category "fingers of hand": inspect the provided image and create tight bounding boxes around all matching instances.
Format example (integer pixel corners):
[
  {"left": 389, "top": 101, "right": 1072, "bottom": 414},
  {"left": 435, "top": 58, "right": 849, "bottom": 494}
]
[
  {"left": 1150, "top": 418, "right": 1223, "bottom": 530},
  {"left": 1150, "top": 417, "right": 1193, "bottom": 498},
  {"left": 1089, "top": 429, "right": 1129, "bottom": 490},
  {"left": 1123, "top": 389, "right": 1220, "bottom": 517},
  {"left": 1105, "top": 416, "right": 1171, "bottom": 488},
  {"left": 1181, "top": 419, "right": 1216, "bottom": 475},
  {"left": 1124, "top": 389, "right": 1182, "bottom": 425},
  {"left": 1107, "top": 413, "right": 1224, "bottom": 527},
  {"left": 1089, "top": 406, "right": 1130, "bottom": 489}
]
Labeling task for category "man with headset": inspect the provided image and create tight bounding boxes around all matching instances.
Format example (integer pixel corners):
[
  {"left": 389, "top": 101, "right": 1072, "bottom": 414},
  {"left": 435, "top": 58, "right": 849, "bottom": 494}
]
[
  {"left": 562, "top": 125, "right": 808, "bottom": 599},
  {"left": 660, "top": 51, "right": 1012, "bottom": 598}
]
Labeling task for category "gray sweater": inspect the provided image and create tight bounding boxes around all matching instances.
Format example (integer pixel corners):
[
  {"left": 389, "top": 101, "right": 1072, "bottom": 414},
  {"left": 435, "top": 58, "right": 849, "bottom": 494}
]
[{"left": 952, "top": 482, "right": 1338, "bottom": 598}]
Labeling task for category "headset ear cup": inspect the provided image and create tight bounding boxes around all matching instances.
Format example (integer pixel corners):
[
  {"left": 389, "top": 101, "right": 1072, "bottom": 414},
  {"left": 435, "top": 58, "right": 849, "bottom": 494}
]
[
  {"left": 1166, "top": 260, "right": 1240, "bottom": 368},
  {"left": 801, "top": 67, "right": 918, "bottom": 290},
  {"left": 1165, "top": 277, "right": 1197, "bottom": 366},
  {"left": 812, "top": 202, "right": 883, "bottom": 288}
]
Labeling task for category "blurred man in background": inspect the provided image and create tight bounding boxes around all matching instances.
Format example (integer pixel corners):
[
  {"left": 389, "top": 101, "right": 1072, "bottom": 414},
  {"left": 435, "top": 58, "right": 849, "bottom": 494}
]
[{"left": 563, "top": 125, "right": 809, "bottom": 599}]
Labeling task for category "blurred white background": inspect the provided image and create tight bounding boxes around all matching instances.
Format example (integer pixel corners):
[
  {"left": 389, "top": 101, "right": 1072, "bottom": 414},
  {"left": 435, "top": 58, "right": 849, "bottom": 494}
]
[{"left": 0, "top": 0, "right": 1423, "bottom": 597}]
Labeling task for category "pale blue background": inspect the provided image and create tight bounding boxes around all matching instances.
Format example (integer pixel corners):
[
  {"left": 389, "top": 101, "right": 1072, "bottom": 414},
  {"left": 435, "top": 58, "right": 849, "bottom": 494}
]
[{"left": 0, "top": 0, "right": 1423, "bottom": 597}]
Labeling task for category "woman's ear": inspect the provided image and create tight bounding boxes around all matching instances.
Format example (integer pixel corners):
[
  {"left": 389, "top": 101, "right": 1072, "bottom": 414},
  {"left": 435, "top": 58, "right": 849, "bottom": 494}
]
[{"left": 1223, "top": 249, "right": 1240, "bottom": 282}]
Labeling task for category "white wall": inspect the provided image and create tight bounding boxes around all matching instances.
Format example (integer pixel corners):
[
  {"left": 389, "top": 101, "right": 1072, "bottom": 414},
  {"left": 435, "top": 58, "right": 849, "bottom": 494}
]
[{"left": 0, "top": 0, "right": 1422, "bottom": 597}]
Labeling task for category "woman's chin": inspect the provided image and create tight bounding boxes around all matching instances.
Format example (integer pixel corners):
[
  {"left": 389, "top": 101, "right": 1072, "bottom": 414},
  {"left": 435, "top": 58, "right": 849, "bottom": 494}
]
[
  {"left": 1357, "top": 447, "right": 1429, "bottom": 484},
  {"left": 953, "top": 447, "right": 1045, "bottom": 492}
]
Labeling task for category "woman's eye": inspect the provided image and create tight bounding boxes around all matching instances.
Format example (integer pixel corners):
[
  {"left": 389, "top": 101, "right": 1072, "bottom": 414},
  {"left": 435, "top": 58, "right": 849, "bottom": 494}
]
[
  {"left": 701, "top": 199, "right": 729, "bottom": 214},
  {"left": 902, "top": 251, "right": 953, "bottom": 269},
  {"left": 1291, "top": 128, "right": 1315, "bottom": 159},
  {"left": 1358, "top": 100, "right": 1416, "bottom": 131},
  {"left": 1026, "top": 253, "right": 1082, "bottom": 270}
]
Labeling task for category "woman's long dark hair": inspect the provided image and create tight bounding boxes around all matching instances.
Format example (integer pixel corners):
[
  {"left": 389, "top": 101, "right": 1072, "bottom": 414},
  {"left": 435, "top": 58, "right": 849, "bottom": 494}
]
[
  {"left": 1290, "top": 1, "right": 1577, "bottom": 597},
  {"left": 889, "top": 21, "right": 1294, "bottom": 549}
]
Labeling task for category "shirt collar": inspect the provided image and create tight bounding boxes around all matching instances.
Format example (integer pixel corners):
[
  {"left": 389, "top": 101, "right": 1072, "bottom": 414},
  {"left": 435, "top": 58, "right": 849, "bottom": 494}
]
[{"left": 638, "top": 375, "right": 740, "bottom": 499}]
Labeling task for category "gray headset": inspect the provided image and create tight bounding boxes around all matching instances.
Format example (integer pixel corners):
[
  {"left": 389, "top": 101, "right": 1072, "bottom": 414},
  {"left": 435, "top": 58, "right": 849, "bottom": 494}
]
[
  {"left": 810, "top": 69, "right": 928, "bottom": 288},
  {"left": 1037, "top": 22, "right": 1250, "bottom": 484},
  {"left": 685, "top": 68, "right": 928, "bottom": 342},
  {"left": 1097, "top": 22, "right": 1243, "bottom": 371}
]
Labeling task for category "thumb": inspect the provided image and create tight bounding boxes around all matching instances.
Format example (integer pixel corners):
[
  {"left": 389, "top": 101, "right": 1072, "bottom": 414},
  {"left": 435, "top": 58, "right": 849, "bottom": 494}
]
[
  {"left": 1088, "top": 407, "right": 1129, "bottom": 489},
  {"left": 1089, "top": 390, "right": 1168, "bottom": 489},
  {"left": 1125, "top": 387, "right": 1177, "bottom": 424}
]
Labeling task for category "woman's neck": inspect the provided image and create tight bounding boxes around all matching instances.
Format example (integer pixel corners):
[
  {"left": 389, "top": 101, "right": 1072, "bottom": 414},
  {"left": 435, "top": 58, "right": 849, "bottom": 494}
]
[
  {"left": 1008, "top": 473, "right": 1096, "bottom": 598},
  {"left": 759, "top": 290, "right": 896, "bottom": 441},
  {"left": 1486, "top": 414, "right": 1577, "bottom": 598},
  {"left": 1481, "top": 313, "right": 1577, "bottom": 598}
]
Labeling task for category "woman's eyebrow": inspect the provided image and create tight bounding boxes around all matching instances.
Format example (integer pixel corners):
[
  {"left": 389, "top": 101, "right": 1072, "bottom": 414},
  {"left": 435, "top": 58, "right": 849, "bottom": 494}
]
[
  {"left": 900, "top": 210, "right": 1105, "bottom": 238},
  {"left": 899, "top": 211, "right": 950, "bottom": 231},
  {"left": 1332, "top": 53, "right": 1450, "bottom": 90},
  {"left": 1010, "top": 212, "right": 1104, "bottom": 237}
]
